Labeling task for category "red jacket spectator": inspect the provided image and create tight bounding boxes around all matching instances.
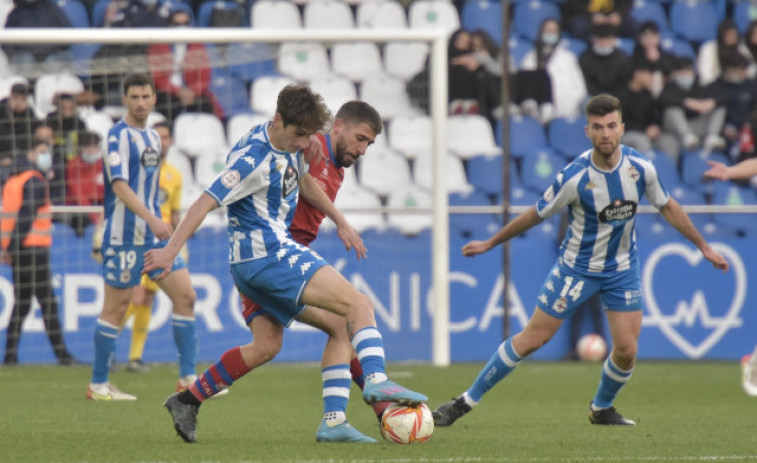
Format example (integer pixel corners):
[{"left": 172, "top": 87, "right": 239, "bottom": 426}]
[{"left": 65, "top": 155, "right": 104, "bottom": 224}]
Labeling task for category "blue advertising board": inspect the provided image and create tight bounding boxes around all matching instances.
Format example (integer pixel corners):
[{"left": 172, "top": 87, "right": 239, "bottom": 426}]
[{"left": 0, "top": 221, "right": 753, "bottom": 364}]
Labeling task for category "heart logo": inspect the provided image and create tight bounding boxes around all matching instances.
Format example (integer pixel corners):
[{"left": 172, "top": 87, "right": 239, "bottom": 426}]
[{"left": 642, "top": 242, "right": 745, "bottom": 359}]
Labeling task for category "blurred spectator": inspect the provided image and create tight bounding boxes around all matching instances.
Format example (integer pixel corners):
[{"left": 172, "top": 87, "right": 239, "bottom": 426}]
[
  {"left": 579, "top": 25, "right": 631, "bottom": 97},
  {"left": 448, "top": 29, "right": 481, "bottom": 114},
  {"left": 520, "top": 18, "right": 587, "bottom": 122},
  {"left": 468, "top": 29, "right": 503, "bottom": 124},
  {"left": 32, "top": 122, "right": 66, "bottom": 206},
  {"left": 45, "top": 93, "right": 87, "bottom": 158},
  {"left": 147, "top": 10, "right": 224, "bottom": 123},
  {"left": 0, "top": 84, "right": 38, "bottom": 164},
  {"left": 617, "top": 61, "right": 680, "bottom": 160},
  {"left": 745, "top": 20, "right": 757, "bottom": 73},
  {"left": 65, "top": 131, "right": 104, "bottom": 237},
  {"left": 697, "top": 19, "right": 756, "bottom": 87},
  {"left": 709, "top": 51, "right": 757, "bottom": 156},
  {"left": 631, "top": 21, "right": 677, "bottom": 95},
  {"left": 561, "top": 0, "right": 635, "bottom": 41},
  {"left": 110, "top": 0, "right": 171, "bottom": 27},
  {"left": 1, "top": 0, "right": 73, "bottom": 74},
  {"left": 659, "top": 57, "right": 728, "bottom": 154}
]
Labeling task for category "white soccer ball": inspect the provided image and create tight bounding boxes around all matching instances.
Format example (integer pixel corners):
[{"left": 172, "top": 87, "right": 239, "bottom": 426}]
[
  {"left": 577, "top": 333, "right": 607, "bottom": 362},
  {"left": 380, "top": 403, "right": 434, "bottom": 444}
]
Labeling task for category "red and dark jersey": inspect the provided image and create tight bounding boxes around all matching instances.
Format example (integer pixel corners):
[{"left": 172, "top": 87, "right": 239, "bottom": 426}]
[{"left": 290, "top": 132, "right": 344, "bottom": 246}]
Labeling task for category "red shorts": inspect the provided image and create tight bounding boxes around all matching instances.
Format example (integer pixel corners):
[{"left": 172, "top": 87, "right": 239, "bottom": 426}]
[{"left": 241, "top": 292, "right": 265, "bottom": 325}]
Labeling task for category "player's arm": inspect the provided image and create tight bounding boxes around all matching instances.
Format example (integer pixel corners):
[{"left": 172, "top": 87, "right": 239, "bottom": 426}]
[
  {"left": 704, "top": 158, "right": 757, "bottom": 181},
  {"left": 462, "top": 207, "right": 543, "bottom": 257},
  {"left": 143, "top": 192, "right": 217, "bottom": 279},
  {"left": 299, "top": 172, "right": 366, "bottom": 259},
  {"left": 658, "top": 197, "right": 729, "bottom": 272},
  {"left": 112, "top": 179, "right": 172, "bottom": 240}
]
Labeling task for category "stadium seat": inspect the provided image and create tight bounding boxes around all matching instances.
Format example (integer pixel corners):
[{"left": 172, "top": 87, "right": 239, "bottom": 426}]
[
  {"left": 386, "top": 184, "right": 433, "bottom": 235},
  {"left": 509, "top": 35, "right": 535, "bottom": 69},
  {"left": 331, "top": 42, "right": 383, "bottom": 83},
  {"left": 309, "top": 74, "right": 358, "bottom": 115},
  {"left": 81, "top": 111, "right": 113, "bottom": 148},
  {"left": 667, "top": 185, "right": 705, "bottom": 205},
  {"left": 563, "top": 37, "right": 587, "bottom": 57},
  {"left": 198, "top": 0, "right": 247, "bottom": 27},
  {"left": 91, "top": 0, "right": 110, "bottom": 27},
  {"left": 660, "top": 33, "right": 696, "bottom": 59},
  {"left": 547, "top": 115, "right": 590, "bottom": 159},
  {"left": 164, "top": 145, "right": 198, "bottom": 204},
  {"left": 447, "top": 114, "right": 500, "bottom": 159},
  {"left": 210, "top": 68, "right": 251, "bottom": 118},
  {"left": 359, "top": 73, "right": 416, "bottom": 120},
  {"left": 450, "top": 189, "right": 492, "bottom": 206},
  {"left": 0, "top": 75, "right": 29, "bottom": 101},
  {"left": 616, "top": 37, "right": 635, "bottom": 55},
  {"left": 249, "top": 75, "right": 296, "bottom": 117},
  {"left": 57, "top": 0, "right": 90, "bottom": 27},
  {"left": 509, "top": 115, "right": 549, "bottom": 158},
  {"left": 513, "top": 0, "right": 561, "bottom": 41},
  {"left": 0, "top": 0, "right": 14, "bottom": 28},
  {"left": 384, "top": 42, "right": 429, "bottom": 81},
  {"left": 173, "top": 112, "right": 227, "bottom": 161},
  {"left": 225, "top": 42, "right": 278, "bottom": 83},
  {"left": 461, "top": 0, "right": 503, "bottom": 44},
  {"left": 680, "top": 151, "right": 729, "bottom": 187},
  {"left": 358, "top": 147, "right": 412, "bottom": 198},
  {"left": 304, "top": 0, "right": 355, "bottom": 29},
  {"left": 734, "top": 0, "right": 753, "bottom": 34},
  {"left": 634, "top": 214, "right": 680, "bottom": 240},
  {"left": 277, "top": 42, "right": 331, "bottom": 82},
  {"left": 414, "top": 152, "right": 473, "bottom": 195},
  {"left": 226, "top": 112, "right": 268, "bottom": 147},
  {"left": 467, "top": 154, "right": 503, "bottom": 196},
  {"left": 341, "top": 164, "right": 358, "bottom": 189},
  {"left": 670, "top": 0, "right": 719, "bottom": 44},
  {"left": 356, "top": 0, "right": 407, "bottom": 29},
  {"left": 332, "top": 183, "right": 386, "bottom": 232},
  {"left": 387, "top": 115, "right": 432, "bottom": 160},
  {"left": 408, "top": 0, "right": 461, "bottom": 36},
  {"left": 648, "top": 151, "right": 682, "bottom": 190},
  {"left": 251, "top": 0, "right": 302, "bottom": 29},
  {"left": 33, "top": 72, "right": 85, "bottom": 119},
  {"left": 521, "top": 147, "right": 562, "bottom": 193},
  {"left": 630, "top": 0, "right": 669, "bottom": 32}
]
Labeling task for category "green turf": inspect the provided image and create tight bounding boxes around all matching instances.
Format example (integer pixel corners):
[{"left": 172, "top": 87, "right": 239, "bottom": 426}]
[{"left": 1, "top": 361, "right": 756, "bottom": 462}]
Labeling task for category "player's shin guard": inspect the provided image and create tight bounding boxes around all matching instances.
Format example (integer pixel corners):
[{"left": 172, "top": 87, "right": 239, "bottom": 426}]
[
  {"left": 351, "top": 327, "right": 387, "bottom": 384},
  {"left": 467, "top": 337, "right": 523, "bottom": 402},
  {"left": 188, "top": 346, "right": 250, "bottom": 403},
  {"left": 92, "top": 319, "right": 119, "bottom": 384},
  {"left": 322, "top": 364, "right": 351, "bottom": 425},
  {"left": 592, "top": 356, "right": 633, "bottom": 408},
  {"left": 172, "top": 314, "right": 197, "bottom": 378},
  {"left": 128, "top": 303, "right": 151, "bottom": 361}
]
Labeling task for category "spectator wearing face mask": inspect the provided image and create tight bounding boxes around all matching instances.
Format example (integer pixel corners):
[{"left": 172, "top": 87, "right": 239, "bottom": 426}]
[
  {"left": 65, "top": 131, "right": 104, "bottom": 236},
  {"left": 659, "top": 57, "right": 728, "bottom": 154},
  {"left": 709, "top": 51, "right": 757, "bottom": 155},
  {"left": 579, "top": 25, "right": 631, "bottom": 97},
  {"left": 697, "top": 19, "right": 756, "bottom": 87}
]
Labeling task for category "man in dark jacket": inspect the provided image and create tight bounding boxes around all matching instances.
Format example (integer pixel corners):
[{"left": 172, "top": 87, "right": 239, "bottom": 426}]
[
  {"left": 579, "top": 25, "right": 631, "bottom": 97},
  {"left": 2, "top": 0, "right": 72, "bottom": 73}
]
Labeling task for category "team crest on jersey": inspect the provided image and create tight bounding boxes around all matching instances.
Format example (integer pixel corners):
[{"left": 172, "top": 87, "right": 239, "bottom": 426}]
[
  {"left": 599, "top": 199, "right": 637, "bottom": 225},
  {"left": 120, "top": 270, "right": 131, "bottom": 284},
  {"left": 282, "top": 164, "right": 298, "bottom": 197},
  {"left": 141, "top": 147, "right": 160, "bottom": 168},
  {"left": 109, "top": 152, "right": 122, "bottom": 166},
  {"left": 552, "top": 296, "right": 567, "bottom": 313},
  {"left": 627, "top": 166, "right": 640, "bottom": 181},
  {"left": 221, "top": 170, "right": 241, "bottom": 188}
]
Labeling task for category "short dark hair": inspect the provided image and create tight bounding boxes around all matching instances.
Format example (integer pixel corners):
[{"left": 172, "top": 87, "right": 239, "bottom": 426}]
[
  {"left": 152, "top": 121, "right": 172, "bottom": 134},
  {"left": 585, "top": 94, "right": 622, "bottom": 119},
  {"left": 30, "top": 138, "right": 50, "bottom": 151},
  {"left": 276, "top": 84, "right": 331, "bottom": 134},
  {"left": 335, "top": 101, "right": 383, "bottom": 135},
  {"left": 122, "top": 73, "right": 155, "bottom": 95},
  {"left": 79, "top": 131, "right": 101, "bottom": 148}
]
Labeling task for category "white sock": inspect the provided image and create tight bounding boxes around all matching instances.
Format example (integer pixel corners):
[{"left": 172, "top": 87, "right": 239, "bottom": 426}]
[
  {"left": 462, "top": 391, "right": 479, "bottom": 408},
  {"left": 365, "top": 372, "right": 388, "bottom": 384},
  {"left": 324, "top": 411, "right": 346, "bottom": 426}
]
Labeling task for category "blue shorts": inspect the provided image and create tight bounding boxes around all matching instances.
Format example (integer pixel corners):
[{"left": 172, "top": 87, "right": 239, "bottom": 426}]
[
  {"left": 230, "top": 241, "right": 328, "bottom": 327},
  {"left": 101, "top": 242, "right": 186, "bottom": 289},
  {"left": 535, "top": 261, "right": 642, "bottom": 319}
]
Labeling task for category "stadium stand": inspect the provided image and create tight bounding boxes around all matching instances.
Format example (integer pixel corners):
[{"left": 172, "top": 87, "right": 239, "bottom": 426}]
[
  {"left": 303, "top": 0, "right": 355, "bottom": 29},
  {"left": 461, "top": 0, "right": 503, "bottom": 44}
]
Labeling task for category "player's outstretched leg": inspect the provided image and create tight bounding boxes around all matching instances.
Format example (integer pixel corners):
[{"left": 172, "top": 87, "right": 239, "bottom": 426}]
[
  {"left": 352, "top": 327, "right": 427, "bottom": 405},
  {"left": 164, "top": 392, "right": 199, "bottom": 443},
  {"left": 433, "top": 395, "right": 473, "bottom": 427}
]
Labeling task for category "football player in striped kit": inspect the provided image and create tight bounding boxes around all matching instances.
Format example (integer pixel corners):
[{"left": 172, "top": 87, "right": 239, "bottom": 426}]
[
  {"left": 433, "top": 94, "right": 729, "bottom": 427},
  {"left": 87, "top": 73, "right": 197, "bottom": 402}
]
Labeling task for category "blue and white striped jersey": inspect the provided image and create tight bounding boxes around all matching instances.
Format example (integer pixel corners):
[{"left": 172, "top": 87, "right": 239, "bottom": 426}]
[
  {"left": 206, "top": 122, "right": 309, "bottom": 264},
  {"left": 102, "top": 119, "right": 163, "bottom": 246},
  {"left": 536, "top": 145, "right": 669, "bottom": 275}
]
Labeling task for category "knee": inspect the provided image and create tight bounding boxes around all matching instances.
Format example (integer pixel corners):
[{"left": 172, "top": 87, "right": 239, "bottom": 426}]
[
  {"left": 172, "top": 289, "right": 196, "bottom": 312},
  {"left": 257, "top": 332, "right": 283, "bottom": 362},
  {"left": 612, "top": 340, "right": 637, "bottom": 363},
  {"left": 516, "top": 329, "right": 554, "bottom": 356}
]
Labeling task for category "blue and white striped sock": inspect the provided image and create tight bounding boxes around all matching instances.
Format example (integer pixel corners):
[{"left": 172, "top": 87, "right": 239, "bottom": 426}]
[
  {"left": 322, "top": 364, "right": 351, "bottom": 425},
  {"left": 92, "top": 319, "right": 118, "bottom": 384},
  {"left": 172, "top": 314, "right": 197, "bottom": 379},
  {"left": 351, "top": 327, "right": 387, "bottom": 384},
  {"left": 467, "top": 337, "right": 523, "bottom": 402},
  {"left": 592, "top": 356, "right": 633, "bottom": 409}
]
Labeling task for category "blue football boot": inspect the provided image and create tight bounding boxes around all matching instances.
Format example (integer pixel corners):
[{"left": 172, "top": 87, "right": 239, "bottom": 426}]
[
  {"left": 362, "top": 379, "right": 428, "bottom": 405},
  {"left": 315, "top": 421, "right": 377, "bottom": 443}
]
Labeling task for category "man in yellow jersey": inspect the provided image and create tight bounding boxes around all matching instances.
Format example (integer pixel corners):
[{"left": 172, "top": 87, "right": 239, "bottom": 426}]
[{"left": 122, "top": 121, "right": 185, "bottom": 374}]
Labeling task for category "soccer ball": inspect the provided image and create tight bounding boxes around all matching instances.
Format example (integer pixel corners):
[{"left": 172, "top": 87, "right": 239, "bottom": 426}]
[
  {"left": 380, "top": 403, "right": 434, "bottom": 444},
  {"left": 576, "top": 333, "right": 607, "bottom": 362}
]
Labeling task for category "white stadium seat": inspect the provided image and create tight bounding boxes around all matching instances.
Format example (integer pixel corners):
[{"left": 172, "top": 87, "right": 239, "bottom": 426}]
[
  {"left": 304, "top": 0, "right": 355, "bottom": 29},
  {"left": 250, "top": 75, "right": 296, "bottom": 117},
  {"left": 278, "top": 42, "right": 331, "bottom": 82},
  {"left": 309, "top": 74, "right": 358, "bottom": 115},
  {"left": 331, "top": 42, "right": 383, "bottom": 83},
  {"left": 251, "top": 0, "right": 302, "bottom": 29}
]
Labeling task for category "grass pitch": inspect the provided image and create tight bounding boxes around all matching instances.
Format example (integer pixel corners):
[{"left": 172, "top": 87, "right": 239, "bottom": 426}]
[{"left": 1, "top": 361, "right": 755, "bottom": 463}]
